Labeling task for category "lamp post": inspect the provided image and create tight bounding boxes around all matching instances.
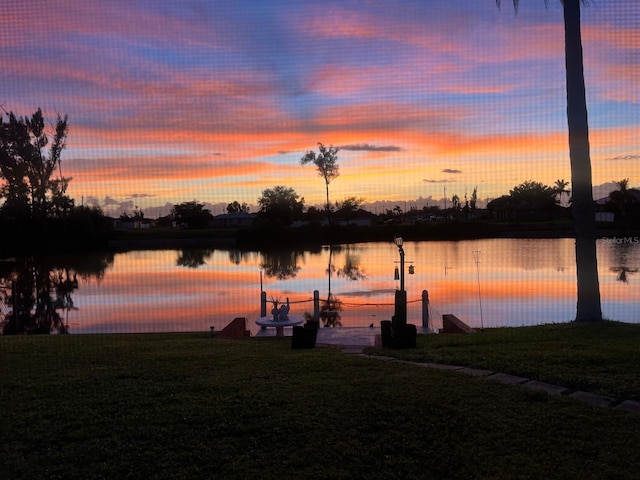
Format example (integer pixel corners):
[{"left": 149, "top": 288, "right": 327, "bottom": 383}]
[
  {"left": 394, "top": 236, "right": 407, "bottom": 326},
  {"left": 395, "top": 236, "right": 405, "bottom": 291}
]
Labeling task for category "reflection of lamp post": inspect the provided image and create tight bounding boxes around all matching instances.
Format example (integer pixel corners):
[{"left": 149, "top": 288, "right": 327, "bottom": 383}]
[
  {"left": 472, "top": 251, "right": 484, "bottom": 330},
  {"left": 394, "top": 236, "right": 407, "bottom": 325}
]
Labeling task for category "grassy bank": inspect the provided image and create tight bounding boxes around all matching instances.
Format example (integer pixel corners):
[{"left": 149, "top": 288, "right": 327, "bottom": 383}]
[
  {"left": 2, "top": 329, "right": 640, "bottom": 479},
  {"left": 367, "top": 321, "right": 640, "bottom": 402}
]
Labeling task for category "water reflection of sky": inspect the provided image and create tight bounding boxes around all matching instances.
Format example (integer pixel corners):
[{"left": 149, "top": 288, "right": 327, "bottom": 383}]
[{"left": 67, "top": 239, "right": 639, "bottom": 334}]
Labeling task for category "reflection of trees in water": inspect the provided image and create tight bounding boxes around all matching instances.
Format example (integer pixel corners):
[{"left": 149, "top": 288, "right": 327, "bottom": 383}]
[
  {"left": 176, "top": 248, "right": 214, "bottom": 268},
  {"left": 257, "top": 244, "right": 365, "bottom": 326},
  {"left": 320, "top": 245, "right": 343, "bottom": 327},
  {"left": 320, "top": 293, "right": 342, "bottom": 327},
  {"left": 228, "top": 249, "right": 244, "bottom": 265},
  {"left": 609, "top": 243, "right": 639, "bottom": 283},
  {"left": 610, "top": 266, "right": 638, "bottom": 283},
  {"left": 260, "top": 250, "right": 302, "bottom": 280},
  {"left": 318, "top": 245, "right": 367, "bottom": 327},
  {"left": 53, "top": 252, "right": 115, "bottom": 282},
  {"left": 0, "top": 253, "right": 112, "bottom": 334},
  {"left": 227, "top": 250, "right": 261, "bottom": 266},
  {"left": 337, "top": 245, "right": 366, "bottom": 281}
]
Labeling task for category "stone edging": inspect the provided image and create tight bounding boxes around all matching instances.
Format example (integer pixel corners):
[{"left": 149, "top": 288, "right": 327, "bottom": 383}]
[{"left": 349, "top": 351, "right": 640, "bottom": 414}]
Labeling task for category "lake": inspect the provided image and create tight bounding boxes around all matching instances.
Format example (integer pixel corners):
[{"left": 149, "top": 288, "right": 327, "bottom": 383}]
[{"left": 1, "top": 238, "right": 638, "bottom": 334}]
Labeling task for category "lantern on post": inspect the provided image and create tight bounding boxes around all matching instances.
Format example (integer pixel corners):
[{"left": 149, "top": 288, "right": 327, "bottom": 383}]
[{"left": 393, "top": 236, "right": 407, "bottom": 325}]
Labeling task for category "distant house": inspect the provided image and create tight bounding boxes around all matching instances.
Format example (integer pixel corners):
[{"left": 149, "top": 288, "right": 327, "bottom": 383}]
[
  {"left": 595, "top": 212, "right": 614, "bottom": 223},
  {"left": 156, "top": 214, "right": 177, "bottom": 228},
  {"left": 594, "top": 190, "right": 640, "bottom": 223},
  {"left": 114, "top": 217, "right": 155, "bottom": 229},
  {"left": 333, "top": 208, "right": 377, "bottom": 227},
  {"left": 488, "top": 196, "right": 566, "bottom": 221},
  {"left": 212, "top": 212, "right": 255, "bottom": 228}
]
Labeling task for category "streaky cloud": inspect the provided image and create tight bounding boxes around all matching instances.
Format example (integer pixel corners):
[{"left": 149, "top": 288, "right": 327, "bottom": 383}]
[
  {"left": 605, "top": 154, "right": 640, "bottom": 161},
  {"left": 423, "top": 179, "right": 451, "bottom": 184},
  {"left": 129, "top": 193, "right": 156, "bottom": 199},
  {"left": 339, "top": 144, "right": 403, "bottom": 152},
  {"left": 442, "top": 169, "right": 462, "bottom": 174}
]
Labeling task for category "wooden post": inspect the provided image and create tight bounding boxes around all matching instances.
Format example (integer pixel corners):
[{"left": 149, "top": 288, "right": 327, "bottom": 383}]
[
  {"left": 313, "top": 290, "right": 320, "bottom": 322},
  {"left": 422, "top": 290, "right": 430, "bottom": 330},
  {"left": 260, "top": 291, "right": 267, "bottom": 318}
]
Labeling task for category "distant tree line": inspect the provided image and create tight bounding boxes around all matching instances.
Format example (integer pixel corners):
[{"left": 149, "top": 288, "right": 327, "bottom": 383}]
[{"left": 3, "top": 110, "right": 638, "bottom": 253}]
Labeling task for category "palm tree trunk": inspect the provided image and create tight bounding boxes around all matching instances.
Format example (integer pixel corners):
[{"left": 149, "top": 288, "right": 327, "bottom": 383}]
[{"left": 564, "top": 0, "right": 602, "bottom": 321}]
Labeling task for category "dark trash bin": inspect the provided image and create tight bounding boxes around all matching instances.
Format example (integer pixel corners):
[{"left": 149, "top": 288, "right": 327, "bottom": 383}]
[
  {"left": 394, "top": 324, "right": 417, "bottom": 349},
  {"left": 380, "top": 320, "right": 392, "bottom": 348},
  {"left": 381, "top": 319, "right": 416, "bottom": 349},
  {"left": 292, "top": 325, "right": 317, "bottom": 349}
]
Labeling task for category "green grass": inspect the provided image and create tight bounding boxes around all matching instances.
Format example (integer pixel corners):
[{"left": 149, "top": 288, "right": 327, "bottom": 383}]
[
  {"left": 367, "top": 321, "right": 640, "bottom": 401},
  {"left": 2, "top": 330, "right": 640, "bottom": 479}
]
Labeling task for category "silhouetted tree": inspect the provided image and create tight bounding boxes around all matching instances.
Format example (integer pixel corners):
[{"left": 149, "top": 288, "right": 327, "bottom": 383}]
[
  {"left": 336, "top": 196, "right": 364, "bottom": 212},
  {"left": 172, "top": 201, "right": 212, "bottom": 228},
  {"left": 488, "top": 180, "right": 558, "bottom": 219},
  {"left": 301, "top": 143, "right": 340, "bottom": 223},
  {"left": 257, "top": 186, "right": 304, "bottom": 227},
  {"left": 0, "top": 108, "right": 72, "bottom": 221},
  {"left": 607, "top": 179, "right": 640, "bottom": 221},
  {"left": 470, "top": 186, "right": 478, "bottom": 210},
  {"left": 335, "top": 196, "right": 365, "bottom": 225},
  {"left": 498, "top": 0, "right": 601, "bottom": 321},
  {"left": 226, "top": 201, "right": 249, "bottom": 214},
  {"left": 510, "top": 180, "right": 557, "bottom": 206},
  {"left": 554, "top": 179, "right": 570, "bottom": 204}
]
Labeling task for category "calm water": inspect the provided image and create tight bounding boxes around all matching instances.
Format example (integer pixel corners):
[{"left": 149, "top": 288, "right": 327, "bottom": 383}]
[{"left": 3, "top": 239, "right": 639, "bottom": 334}]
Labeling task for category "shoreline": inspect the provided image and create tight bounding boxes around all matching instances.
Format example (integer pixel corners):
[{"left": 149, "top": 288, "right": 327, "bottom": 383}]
[
  {"left": 108, "top": 224, "right": 638, "bottom": 251},
  {"left": 1, "top": 222, "right": 637, "bottom": 255}
]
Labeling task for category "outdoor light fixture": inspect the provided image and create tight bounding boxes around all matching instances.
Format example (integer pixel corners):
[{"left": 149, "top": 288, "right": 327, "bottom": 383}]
[
  {"left": 393, "top": 236, "right": 406, "bottom": 292},
  {"left": 408, "top": 265, "right": 415, "bottom": 275},
  {"left": 393, "top": 236, "right": 407, "bottom": 325},
  {"left": 394, "top": 266, "right": 400, "bottom": 280}
]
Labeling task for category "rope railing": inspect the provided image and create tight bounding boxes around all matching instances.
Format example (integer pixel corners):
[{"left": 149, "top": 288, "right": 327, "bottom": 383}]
[
  {"left": 266, "top": 296, "right": 424, "bottom": 308},
  {"left": 261, "top": 289, "right": 432, "bottom": 327}
]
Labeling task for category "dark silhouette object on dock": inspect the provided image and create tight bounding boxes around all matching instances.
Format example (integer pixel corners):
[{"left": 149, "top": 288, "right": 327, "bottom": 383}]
[
  {"left": 441, "top": 314, "right": 477, "bottom": 334},
  {"left": 291, "top": 323, "right": 318, "bottom": 349},
  {"left": 217, "top": 317, "right": 251, "bottom": 338},
  {"left": 380, "top": 317, "right": 417, "bottom": 349}
]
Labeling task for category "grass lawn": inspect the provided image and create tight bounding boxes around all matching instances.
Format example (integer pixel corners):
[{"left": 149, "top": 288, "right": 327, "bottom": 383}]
[
  {"left": 366, "top": 321, "right": 640, "bottom": 402},
  {"left": 1, "top": 327, "right": 640, "bottom": 479}
]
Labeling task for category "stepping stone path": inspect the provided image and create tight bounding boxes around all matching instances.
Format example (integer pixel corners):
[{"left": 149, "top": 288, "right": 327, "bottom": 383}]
[{"left": 341, "top": 349, "right": 640, "bottom": 414}]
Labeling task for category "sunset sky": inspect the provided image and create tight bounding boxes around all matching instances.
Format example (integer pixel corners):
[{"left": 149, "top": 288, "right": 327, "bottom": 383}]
[{"left": 2, "top": 0, "right": 638, "bottom": 217}]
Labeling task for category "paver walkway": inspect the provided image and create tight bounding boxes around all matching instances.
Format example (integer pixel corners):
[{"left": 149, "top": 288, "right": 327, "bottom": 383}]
[
  {"left": 354, "top": 353, "right": 640, "bottom": 414},
  {"left": 308, "top": 327, "right": 640, "bottom": 415}
]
